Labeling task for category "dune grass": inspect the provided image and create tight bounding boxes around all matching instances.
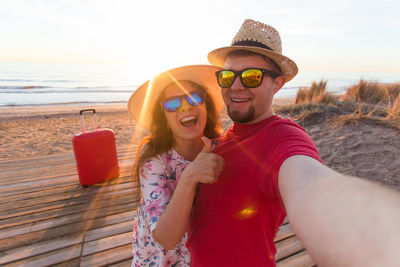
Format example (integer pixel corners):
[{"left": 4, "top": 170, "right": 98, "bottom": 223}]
[
  {"left": 295, "top": 80, "right": 339, "bottom": 105},
  {"left": 342, "top": 80, "right": 400, "bottom": 104},
  {"left": 389, "top": 94, "right": 400, "bottom": 118},
  {"left": 275, "top": 79, "right": 400, "bottom": 129}
]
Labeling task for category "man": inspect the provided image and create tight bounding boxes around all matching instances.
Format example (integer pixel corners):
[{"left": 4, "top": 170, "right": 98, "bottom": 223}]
[{"left": 187, "top": 19, "right": 400, "bottom": 267}]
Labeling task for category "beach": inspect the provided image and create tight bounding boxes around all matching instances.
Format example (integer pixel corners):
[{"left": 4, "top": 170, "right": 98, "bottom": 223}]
[{"left": 1, "top": 98, "right": 399, "bottom": 191}]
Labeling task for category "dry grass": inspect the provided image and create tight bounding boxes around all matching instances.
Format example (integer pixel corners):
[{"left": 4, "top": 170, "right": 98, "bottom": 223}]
[
  {"left": 277, "top": 80, "right": 341, "bottom": 123},
  {"left": 343, "top": 80, "right": 386, "bottom": 103},
  {"left": 385, "top": 90, "right": 400, "bottom": 122},
  {"left": 342, "top": 80, "right": 400, "bottom": 104},
  {"left": 295, "top": 80, "right": 339, "bottom": 105},
  {"left": 345, "top": 81, "right": 400, "bottom": 124},
  {"left": 330, "top": 104, "right": 372, "bottom": 128},
  {"left": 276, "top": 79, "right": 400, "bottom": 130}
]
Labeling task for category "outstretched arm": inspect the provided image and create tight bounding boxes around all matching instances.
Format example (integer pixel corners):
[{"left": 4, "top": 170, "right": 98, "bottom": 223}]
[{"left": 278, "top": 155, "right": 400, "bottom": 267}]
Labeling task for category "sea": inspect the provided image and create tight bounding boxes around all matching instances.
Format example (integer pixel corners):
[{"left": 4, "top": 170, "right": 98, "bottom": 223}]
[{"left": 1, "top": 62, "right": 399, "bottom": 108}]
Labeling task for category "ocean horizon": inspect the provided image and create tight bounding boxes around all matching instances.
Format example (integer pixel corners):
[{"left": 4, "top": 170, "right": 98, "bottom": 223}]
[{"left": 1, "top": 61, "right": 399, "bottom": 108}]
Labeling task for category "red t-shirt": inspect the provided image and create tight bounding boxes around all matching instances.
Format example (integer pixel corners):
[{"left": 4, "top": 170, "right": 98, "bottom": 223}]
[{"left": 187, "top": 115, "right": 321, "bottom": 267}]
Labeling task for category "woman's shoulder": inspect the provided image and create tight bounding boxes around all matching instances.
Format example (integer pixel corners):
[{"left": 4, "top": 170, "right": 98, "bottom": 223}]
[
  {"left": 161, "top": 147, "right": 191, "bottom": 166},
  {"left": 141, "top": 148, "right": 184, "bottom": 167},
  {"left": 138, "top": 148, "right": 168, "bottom": 174}
]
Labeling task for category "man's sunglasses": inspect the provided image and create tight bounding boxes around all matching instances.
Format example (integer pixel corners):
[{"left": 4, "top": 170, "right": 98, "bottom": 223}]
[
  {"left": 215, "top": 68, "right": 280, "bottom": 88},
  {"left": 161, "top": 91, "right": 206, "bottom": 112}
]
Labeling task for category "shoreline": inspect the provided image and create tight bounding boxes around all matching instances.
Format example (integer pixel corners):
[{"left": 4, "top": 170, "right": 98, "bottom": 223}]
[
  {"left": 0, "top": 104, "right": 129, "bottom": 120},
  {"left": 0, "top": 98, "right": 295, "bottom": 118}
]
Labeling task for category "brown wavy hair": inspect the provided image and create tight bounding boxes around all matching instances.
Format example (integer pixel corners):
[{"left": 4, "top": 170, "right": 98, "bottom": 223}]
[{"left": 132, "top": 80, "right": 221, "bottom": 198}]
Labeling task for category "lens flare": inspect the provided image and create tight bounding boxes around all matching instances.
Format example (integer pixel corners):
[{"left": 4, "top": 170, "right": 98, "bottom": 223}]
[
  {"left": 165, "top": 71, "right": 197, "bottom": 102},
  {"left": 239, "top": 206, "right": 256, "bottom": 219}
]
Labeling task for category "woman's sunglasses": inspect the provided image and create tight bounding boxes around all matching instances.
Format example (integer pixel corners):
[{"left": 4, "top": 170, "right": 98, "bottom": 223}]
[
  {"left": 215, "top": 68, "right": 280, "bottom": 88},
  {"left": 161, "top": 91, "right": 206, "bottom": 112}
]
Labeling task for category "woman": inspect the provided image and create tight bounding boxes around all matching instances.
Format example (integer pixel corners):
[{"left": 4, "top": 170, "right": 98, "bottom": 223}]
[{"left": 127, "top": 65, "right": 225, "bottom": 266}]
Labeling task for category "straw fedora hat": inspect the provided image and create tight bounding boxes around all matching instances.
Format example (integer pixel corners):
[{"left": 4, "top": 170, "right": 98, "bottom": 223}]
[
  {"left": 208, "top": 19, "right": 298, "bottom": 82},
  {"left": 127, "top": 65, "right": 224, "bottom": 129}
]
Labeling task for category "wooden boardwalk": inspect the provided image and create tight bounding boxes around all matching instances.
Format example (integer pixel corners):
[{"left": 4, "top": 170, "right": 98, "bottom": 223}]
[{"left": 0, "top": 145, "right": 315, "bottom": 266}]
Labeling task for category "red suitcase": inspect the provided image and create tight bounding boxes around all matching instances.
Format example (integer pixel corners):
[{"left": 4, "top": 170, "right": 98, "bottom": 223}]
[{"left": 72, "top": 109, "right": 119, "bottom": 187}]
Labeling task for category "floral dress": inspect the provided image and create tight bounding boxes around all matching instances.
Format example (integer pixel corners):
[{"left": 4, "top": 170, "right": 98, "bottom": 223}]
[{"left": 132, "top": 148, "right": 191, "bottom": 267}]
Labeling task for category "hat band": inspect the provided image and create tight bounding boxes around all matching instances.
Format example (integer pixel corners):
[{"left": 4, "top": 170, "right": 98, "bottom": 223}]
[{"left": 232, "top": 40, "right": 274, "bottom": 52}]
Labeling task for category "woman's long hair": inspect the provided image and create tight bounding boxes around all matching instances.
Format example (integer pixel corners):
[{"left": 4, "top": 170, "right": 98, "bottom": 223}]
[{"left": 132, "top": 80, "right": 221, "bottom": 198}]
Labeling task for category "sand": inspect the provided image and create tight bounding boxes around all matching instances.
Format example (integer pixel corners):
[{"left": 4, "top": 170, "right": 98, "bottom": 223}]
[{"left": 1, "top": 98, "right": 399, "bottom": 190}]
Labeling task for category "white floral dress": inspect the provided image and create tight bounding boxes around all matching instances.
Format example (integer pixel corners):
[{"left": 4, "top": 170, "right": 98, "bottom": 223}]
[{"left": 132, "top": 148, "right": 191, "bottom": 267}]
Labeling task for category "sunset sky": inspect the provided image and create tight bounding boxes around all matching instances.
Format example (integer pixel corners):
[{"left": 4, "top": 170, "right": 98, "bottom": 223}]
[{"left": 1, "top": 0, "right": 399, "bottom": 81}]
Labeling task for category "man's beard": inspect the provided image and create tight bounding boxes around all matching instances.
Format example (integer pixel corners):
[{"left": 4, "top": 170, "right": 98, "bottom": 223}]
[{"left": 227, "top": 105, "right": 255, "bottom": 123}]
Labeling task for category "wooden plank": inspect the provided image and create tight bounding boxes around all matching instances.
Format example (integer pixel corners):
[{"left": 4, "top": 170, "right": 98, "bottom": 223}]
[
  {"left": 0, "top": 184, "right": 77, "bottom": 205},
  {"left": 0, "top": 202, "right": 138, "bottom": 240},
  {"left": 0, "top": 150, "right": 134, "bottom": 179},
  {"left": 0, "top": 175, "right": 78, "bottom": 194},
  {"left": 2, "top": 244, "right": 82, "bottom": 267},
  {"left": 0, "top": 144, "right": 136, "bottom": 169},
  {"left": 51, "top": 258, "right": 81, "bottom": 267},
  {"left": 0, "top": 184, "right": 136, "bottom": 218},
  {"left": 80, "top": 244, "right": 133, "bottom": 267},
  {"left": 1, "top": 163, "right": 74, "bottom": 179},
  {"left": 82, "top": 232, "right": 132, "bottom": 256},
  {"left": 0, "top": 179, "right": 137, "bottom": 206},
  {"left": 0, "top": 234, "right": 83, "bottom": 265},
  {"left": 0, "top": 210, "right": 136, "bottom": 252},
  {"left": 0, "top": 153, "right": 74, "bottom": 168},
  {"left": 276, "top": 250, "right": 316, "bottom": 267},
  {"left": 0, "top": 153, "right": 133, "bottom": 173},
  {"left": 107, "top": 259, "right": 132, "bottom": 267},
  {"left": 0, "top": 167, "right": 133, "bottom": 193},
  {"left": 84, "top": 220, "right": 134, "bottom": 242},
  {"left": 275, "top": 235, "right": 306, "bottom": 261},
  {"left": 274, "top": 223, "right": 295, "bottom": 242},
  {"left": 1, "top": 169, "right": 78, "bottom": 185},
  {"left": 0, "top": 229, "right": 132, "bottom": 265},
  {"left": 0, "top": 184, "right": 136, "bottom": 214},
  {"left": 0, "top": 158, "right": 134, "bottom": 185},
  {"left": 0, "top": 170, "right": 134, "bottom": 198},
  {"left": 0, "top": 146, "right": 135, "bottom": 171},
  {"left": 0, "top": 190, "right": 137, "bottom": 230},
  {"left": 0, "top": 160, "right": 134, "bottom": 190}
]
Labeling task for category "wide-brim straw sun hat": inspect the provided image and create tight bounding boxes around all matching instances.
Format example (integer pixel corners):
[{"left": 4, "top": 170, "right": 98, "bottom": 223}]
[
  {"left": 208, "top": 19, "right": 298, "bottom": 82},
  {"left": 127, "top": 65, "right": 224, "bottom": 130}
]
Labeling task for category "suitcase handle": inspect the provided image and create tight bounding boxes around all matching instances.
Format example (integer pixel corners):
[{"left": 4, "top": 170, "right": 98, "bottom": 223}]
[
  {"left": 79, "top": 109, "right": 96, "bottom": 115},
  {"left": 79, "top": 109, "right": 98, "bottom": 132}
]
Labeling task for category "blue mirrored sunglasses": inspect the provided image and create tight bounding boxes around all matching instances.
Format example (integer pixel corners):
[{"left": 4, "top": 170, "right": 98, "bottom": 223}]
[{"left": 161, "top": 91, "right": 206, "bottom": 112}]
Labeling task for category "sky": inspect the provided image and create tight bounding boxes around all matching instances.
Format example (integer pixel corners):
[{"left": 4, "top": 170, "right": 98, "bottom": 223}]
[{"left": 1, "top": 0, "right": 399, "bottom": 81}]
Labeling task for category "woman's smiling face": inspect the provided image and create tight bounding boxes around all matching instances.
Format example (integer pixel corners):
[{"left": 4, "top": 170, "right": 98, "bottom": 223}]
[{"left": 162, "top": 81, "right": 207, "bottom": 143}]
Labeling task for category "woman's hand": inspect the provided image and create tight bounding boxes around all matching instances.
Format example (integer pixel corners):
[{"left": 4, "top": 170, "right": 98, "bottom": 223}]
[{"left": 181, "top": 136, "right": 225, "bottom": 185}]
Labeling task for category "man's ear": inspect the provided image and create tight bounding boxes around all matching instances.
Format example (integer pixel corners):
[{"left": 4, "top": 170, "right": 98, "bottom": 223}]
[{"left": 273, "top": 76, "right": 286, "bottom": 94}]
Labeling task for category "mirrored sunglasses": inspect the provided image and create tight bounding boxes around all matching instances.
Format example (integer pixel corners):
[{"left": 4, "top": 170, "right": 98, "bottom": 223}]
[
  {"left": 161, "top": 91, "right": 206, "bottom": 112},
  {"left": 215, "top": 68, "right": 280, "bottom": 88}
]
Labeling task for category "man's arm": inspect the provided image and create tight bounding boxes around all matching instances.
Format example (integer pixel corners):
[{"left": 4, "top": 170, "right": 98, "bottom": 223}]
[{"left": 278, "top": 155, "right": 400, "bottom": 267}]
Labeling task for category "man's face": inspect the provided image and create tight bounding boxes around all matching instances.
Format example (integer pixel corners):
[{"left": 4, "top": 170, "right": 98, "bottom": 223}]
[{"left": 222, "top": 54, "right": 284, "bottom": 124}]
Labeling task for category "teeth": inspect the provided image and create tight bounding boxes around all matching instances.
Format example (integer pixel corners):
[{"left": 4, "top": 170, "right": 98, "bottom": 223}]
[
  {"left": 232, "top": 98, "right": 250, "bottom": 103},
  {"left": 180, "top": 116, "right": 196, "bottom": 123}
]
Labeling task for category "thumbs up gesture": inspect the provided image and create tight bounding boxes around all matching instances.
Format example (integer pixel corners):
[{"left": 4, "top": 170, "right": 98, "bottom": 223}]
[
  {"left": 181, "top": 137, "right": 225, "bottom": 185},
  {"left": 201, "top": 136, "right": 212, "bottom": 153}
]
